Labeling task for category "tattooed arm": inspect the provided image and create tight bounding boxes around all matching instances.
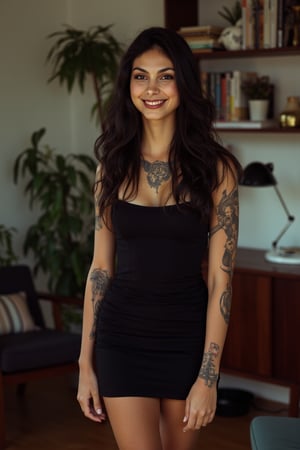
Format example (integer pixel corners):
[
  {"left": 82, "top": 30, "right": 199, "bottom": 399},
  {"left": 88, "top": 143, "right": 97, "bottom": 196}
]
[
  {"left": 202, "top": 166, "right": 239, "bottom": 382},
  {"left": 183, "top": 161, "right": 239, "bottom": 432},
  {"left": 77, "top": 165, "right": 115, "bottom": 423}
]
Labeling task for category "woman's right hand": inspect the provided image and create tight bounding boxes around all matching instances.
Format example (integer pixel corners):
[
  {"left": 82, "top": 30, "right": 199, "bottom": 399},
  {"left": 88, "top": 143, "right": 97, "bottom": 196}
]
[{"left": 77, "top": 366, "right": 106, "bottom": 423}]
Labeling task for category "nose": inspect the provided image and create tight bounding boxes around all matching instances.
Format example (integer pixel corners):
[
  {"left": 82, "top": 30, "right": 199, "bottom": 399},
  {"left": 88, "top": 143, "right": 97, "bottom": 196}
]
[{"left": 145, "top": 79, "right": 159, "bottom": 96}]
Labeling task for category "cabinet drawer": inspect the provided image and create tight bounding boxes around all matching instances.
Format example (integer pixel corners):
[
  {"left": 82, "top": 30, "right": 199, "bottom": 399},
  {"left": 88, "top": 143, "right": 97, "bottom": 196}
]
[
  {"left": 273, "top": 278, "right": 300, "bottom": 383},
  {"left": 222, "top": 272, "right": 272, "bottom": 377}
]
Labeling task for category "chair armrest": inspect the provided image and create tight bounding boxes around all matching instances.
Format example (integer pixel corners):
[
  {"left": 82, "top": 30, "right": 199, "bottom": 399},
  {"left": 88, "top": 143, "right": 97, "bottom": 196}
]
[{"left": 37, "top": 292, "right": 83, "bottom": 330}]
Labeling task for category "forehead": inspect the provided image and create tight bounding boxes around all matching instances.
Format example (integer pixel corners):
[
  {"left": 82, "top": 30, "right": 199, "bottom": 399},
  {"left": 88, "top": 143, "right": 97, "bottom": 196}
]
[{"left": 132, "top": 47, "right": 174, "bottom": 70}]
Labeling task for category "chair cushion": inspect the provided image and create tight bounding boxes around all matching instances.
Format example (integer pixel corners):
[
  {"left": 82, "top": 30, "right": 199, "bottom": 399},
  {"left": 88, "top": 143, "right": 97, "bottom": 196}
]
[
  {"left": 0, "top": 265, "right": 45, "bottom": 328},
  {"left": 250, "top": 416, "right": 300, "bottom": 450},
  {"left": 0, "top": 329, "right": 81, "bottom": 372},
  {"left": 0, "top": 292, "right": 37, "bottom": 335}
]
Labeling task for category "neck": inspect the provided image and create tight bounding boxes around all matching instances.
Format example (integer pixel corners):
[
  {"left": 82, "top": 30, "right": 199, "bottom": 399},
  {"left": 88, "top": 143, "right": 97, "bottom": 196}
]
[{"left": 141, "top": 117, "right": 175, "bottom": 161}]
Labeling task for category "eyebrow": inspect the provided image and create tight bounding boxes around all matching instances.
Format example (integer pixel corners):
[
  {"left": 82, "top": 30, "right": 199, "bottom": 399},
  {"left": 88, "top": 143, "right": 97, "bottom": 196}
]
[{"left": 132, "top": 66, "right": 175, "bottom": 73}]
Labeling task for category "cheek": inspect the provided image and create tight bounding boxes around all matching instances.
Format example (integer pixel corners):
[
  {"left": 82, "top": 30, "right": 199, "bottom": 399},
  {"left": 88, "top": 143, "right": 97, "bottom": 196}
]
[
  {"left": 130, "top": 80, "right": 142, "bottom": 99},
  {"left": 171, "top": 85, "right": 180, "bottom": 106}
]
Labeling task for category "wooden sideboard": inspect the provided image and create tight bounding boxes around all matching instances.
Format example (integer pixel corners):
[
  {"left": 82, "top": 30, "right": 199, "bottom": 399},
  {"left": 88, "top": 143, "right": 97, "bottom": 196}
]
[{"left": 220, "top": 247, "right": 300, "bottom": 416}]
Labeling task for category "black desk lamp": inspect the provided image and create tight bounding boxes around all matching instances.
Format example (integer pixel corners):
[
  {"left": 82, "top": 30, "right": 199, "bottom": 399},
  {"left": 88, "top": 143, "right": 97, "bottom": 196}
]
[{"left": 240, "top": 162, "right": 300, "bottom": 264}]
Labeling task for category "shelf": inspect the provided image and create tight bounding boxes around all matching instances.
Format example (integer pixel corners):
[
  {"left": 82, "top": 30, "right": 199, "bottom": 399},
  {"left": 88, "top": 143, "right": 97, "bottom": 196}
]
[
  {"left": 193, "top": 46, "right": 300, "bottom": 60},
  {"left": 215, "top": 127, "right": 300, "bottom": 133}
]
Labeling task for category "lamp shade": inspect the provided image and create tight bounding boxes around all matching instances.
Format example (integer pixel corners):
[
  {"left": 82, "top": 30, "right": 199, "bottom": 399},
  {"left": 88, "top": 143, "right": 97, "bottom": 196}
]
[{"left": 240, "top": 162, "right": 277, "bottom": 187}]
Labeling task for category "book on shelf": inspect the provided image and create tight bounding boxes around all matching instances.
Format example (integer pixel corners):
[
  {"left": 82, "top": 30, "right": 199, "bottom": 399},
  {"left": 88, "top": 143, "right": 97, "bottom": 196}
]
[
  {"left": 200, "top": 70, "right": 258, "bottom": 121},
  {"left": 241, "top": 0, "right": 296, "bottom": 49},
  {"left": 178, "top": 25, "right": 223, "bottom": 36},
  {"left": 187, "top": 39, "right": 223, "bottom": 50},
  {"left": 215, "top": 119, "right": 278, "bottom": 129},
  {"left": 277, "top": 0, "right": 284, "bottom": 47},
  {"left": 231, "top": 70, "right": 257, "bottom": 121}
]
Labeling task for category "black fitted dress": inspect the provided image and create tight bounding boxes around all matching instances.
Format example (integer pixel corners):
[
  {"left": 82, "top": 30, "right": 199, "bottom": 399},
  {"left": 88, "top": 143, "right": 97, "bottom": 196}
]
[{"left": 95, "top": 200, "right": 209, "bottom": 399}]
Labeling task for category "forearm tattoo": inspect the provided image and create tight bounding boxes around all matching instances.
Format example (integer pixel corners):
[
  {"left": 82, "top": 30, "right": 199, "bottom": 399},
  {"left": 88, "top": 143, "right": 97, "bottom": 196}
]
[
  {"left": 142, "top": 159, "right": 171, "bottom": 194},
  {"left": 89, "top": 268, "right": 111, "bottom": 339},
  {"left": 210, "top": 188, "right": 238, "bottom": 324},
  {"left": 198, "top": 342, "right": 220, "bottom": 387}
]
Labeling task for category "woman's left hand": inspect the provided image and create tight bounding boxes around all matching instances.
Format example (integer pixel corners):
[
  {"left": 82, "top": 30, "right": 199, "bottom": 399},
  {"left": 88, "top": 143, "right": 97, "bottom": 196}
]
[{"left": 183, "top": 377, "right": 217, "bottom": 432}]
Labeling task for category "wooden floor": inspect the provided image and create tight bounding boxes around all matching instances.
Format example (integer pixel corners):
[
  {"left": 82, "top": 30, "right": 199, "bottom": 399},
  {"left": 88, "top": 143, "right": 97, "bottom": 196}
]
[{"left": 4, "top": 374, "right": 288, "bottom": 450}]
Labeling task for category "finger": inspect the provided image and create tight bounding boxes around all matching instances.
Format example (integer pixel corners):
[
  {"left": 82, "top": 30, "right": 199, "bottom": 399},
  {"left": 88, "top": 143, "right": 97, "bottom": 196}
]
[
  {"left": 91, "top": 393, "right": 105, "bottom": 417},
  {"left": 78, "top": 396, "right": 104, "bottom": 423},
  {"left": 89, "top": 397, "right": 106, "bottom": 422},
  {"left": 183, "top": 409, "right": 197, "bottom": 432},
  {"left": 182, "top": 401, "right": 190, "bottom": 431}
]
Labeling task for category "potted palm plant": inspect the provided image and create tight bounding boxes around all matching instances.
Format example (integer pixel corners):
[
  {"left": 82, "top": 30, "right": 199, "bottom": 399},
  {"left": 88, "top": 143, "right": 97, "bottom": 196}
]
[
  {"left": 46, "top": 24, "right": 123, "bottom": 128},
  {"left": 14, "top": 128, "right": 96, "bottom": 298}
]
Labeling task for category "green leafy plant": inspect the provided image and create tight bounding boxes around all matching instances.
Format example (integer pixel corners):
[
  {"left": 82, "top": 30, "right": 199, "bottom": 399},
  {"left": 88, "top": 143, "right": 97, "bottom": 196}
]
[
  {"left": 14, "top": 128, "right": 97, "bottom": 297},
  {"left": 0, "top": 224, "right": 18, "bottom": 267},
  {"left": 46, "top": 24, "right": 123, "bottom": 127},
  {"left": 241, "top": 75, "right": 273, "bottom": 100},
  {"left": 218, "top": 1, "right": 242, "bottom": 25}
]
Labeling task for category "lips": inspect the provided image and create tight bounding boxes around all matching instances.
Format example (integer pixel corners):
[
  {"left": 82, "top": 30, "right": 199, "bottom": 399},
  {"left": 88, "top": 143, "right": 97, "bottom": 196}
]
[{"left": 143, "top": 99, "right": 166, "bottom": 108}]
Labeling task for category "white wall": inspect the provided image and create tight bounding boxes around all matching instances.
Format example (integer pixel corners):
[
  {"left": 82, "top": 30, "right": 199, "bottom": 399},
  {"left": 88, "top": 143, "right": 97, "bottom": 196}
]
[{"left": 0, "top": 0, "right": 72, "bottom": 257}]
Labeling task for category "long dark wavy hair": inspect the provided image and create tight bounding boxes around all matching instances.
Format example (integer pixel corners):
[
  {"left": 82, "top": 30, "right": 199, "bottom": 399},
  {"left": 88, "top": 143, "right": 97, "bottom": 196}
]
[{"left": 95, "top": 26, "right": 241, "bottom": 221}]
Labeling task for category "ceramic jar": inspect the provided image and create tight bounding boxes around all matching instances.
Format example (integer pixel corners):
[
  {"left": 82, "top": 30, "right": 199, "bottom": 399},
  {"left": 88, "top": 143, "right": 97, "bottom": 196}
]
[{"left": 280, "top": 96, "right": 300, "bottom": 128}]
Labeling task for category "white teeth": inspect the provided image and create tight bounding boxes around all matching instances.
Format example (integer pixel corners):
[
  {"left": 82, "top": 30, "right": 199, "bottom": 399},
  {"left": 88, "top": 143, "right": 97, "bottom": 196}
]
[{"left": 144, "top": 100, "right": 164, "bottom": 106}]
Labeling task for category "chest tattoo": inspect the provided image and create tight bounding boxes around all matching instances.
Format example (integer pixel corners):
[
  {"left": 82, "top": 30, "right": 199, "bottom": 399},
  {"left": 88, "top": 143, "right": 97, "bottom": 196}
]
[{"left": 142, "top": 159, "right": 171, "bottom": 193}]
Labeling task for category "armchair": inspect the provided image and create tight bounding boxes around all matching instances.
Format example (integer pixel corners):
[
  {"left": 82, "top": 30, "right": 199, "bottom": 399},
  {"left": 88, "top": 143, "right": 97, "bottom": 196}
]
[{"left": 0, "top": 265, "right": 82, "bottom": 449}]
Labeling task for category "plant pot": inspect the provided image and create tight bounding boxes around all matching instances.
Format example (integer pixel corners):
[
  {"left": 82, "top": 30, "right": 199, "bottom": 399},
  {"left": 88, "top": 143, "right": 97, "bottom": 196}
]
[{"left": 249, "top": 100, "right": 269, "bottom": 121}]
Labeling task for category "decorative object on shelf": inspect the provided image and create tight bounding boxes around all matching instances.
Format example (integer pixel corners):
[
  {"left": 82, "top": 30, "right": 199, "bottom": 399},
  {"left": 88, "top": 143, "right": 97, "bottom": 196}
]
[
  {"left": 217, "top": 1, "right": 242, "bottom": 50},
  {"left": 218, "top": 18, "right": 243, "bottom": 50},
  {"left": 280, "top": 96, "right": 300, "bottom": 128},
  {"left": 248, "top": 99, "right": 269, "bottom": 120},
  {"left": 292, "top": 5, "right": 300, "bottom": 46},
  {"left": 241, "top": 75, "right": 273, "bottom": 120},
  {"left": 218, "top": 1, "right": 242, "bottom": 26},
  {"left": 240, "top": 162, "right": 300, "bottom": 264}
]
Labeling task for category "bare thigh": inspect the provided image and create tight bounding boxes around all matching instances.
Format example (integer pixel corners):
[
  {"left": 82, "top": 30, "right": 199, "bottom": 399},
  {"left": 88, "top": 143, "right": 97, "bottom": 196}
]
[
  {"left": 103, "top": 396, "right": 163, "bottom": 450},
  {"left": 160, "top": 399, "right": 198, "bottom": 450}
]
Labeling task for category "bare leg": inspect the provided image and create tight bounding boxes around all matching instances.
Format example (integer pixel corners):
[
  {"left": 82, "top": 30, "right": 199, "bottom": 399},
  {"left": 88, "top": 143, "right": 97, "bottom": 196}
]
[
  {"left": 104, "top": 396, "right": 163, "bottom": 450},
  {"left": 160, "top": 399, "right": 198, "bottom": 450}
]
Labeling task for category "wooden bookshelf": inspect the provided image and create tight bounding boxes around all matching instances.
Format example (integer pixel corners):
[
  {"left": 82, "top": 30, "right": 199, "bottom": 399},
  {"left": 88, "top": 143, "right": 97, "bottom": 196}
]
[
  {"left": 193, "top": 46, "right": 300, "bottom": 60},
  {"left": 215, "top": 127, "right": 300, "bottom": 133}
]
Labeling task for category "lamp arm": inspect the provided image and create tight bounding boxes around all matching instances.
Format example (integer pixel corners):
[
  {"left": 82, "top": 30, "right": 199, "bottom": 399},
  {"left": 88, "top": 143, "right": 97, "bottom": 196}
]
[{"left": 271, "top": 185, "right": 295, "bottom": 249}]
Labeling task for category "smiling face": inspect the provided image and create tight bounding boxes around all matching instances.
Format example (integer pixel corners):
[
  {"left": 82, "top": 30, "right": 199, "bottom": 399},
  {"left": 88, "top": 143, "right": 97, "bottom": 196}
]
[{"left": 130, "top": 47, "right": 180, "bottom": 123}]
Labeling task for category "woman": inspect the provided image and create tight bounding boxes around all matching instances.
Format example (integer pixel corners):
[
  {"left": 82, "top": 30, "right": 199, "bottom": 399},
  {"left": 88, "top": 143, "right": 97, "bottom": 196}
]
[{"left": 77, "top": 27, "right": 241, "bottom": 450}]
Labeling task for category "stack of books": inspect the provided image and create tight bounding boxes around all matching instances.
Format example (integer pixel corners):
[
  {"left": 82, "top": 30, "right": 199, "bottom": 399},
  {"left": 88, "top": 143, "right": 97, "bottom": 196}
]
[
  {"left": 241, "top": 0, "right": 296, "bottom": 50},
  {"left": 178, "top": 25, "right": 224, "bottom": 52},
  {"left": 200, "top": 70, "right": 259, "bottom": 121}
]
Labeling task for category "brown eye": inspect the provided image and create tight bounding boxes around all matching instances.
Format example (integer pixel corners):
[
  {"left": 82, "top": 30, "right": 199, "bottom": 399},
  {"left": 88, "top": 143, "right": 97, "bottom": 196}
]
[
  {"left": 161, "top": 74, "right": 174, "bottom": 80},
  {"left": 134, "top": 74, "right": 147, "bottom": 80}
]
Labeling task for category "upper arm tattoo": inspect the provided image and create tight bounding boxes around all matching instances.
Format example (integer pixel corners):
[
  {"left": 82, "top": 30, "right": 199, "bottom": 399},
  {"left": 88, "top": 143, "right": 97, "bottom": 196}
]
[
  {"left": 210, "top": 187, "right": 239, "bottom": 324},
  {"left": 89, "top": 268, "right": 111, "bottom": 339}
]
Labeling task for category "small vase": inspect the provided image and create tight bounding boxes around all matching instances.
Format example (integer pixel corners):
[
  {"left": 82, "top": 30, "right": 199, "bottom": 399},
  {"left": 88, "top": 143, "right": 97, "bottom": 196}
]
[
  {"left": 280, "top": 96, "right": 300, "bottom": 128},
  {"left": 248, "top": 100, "right": 269, "bottom": 121}
]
